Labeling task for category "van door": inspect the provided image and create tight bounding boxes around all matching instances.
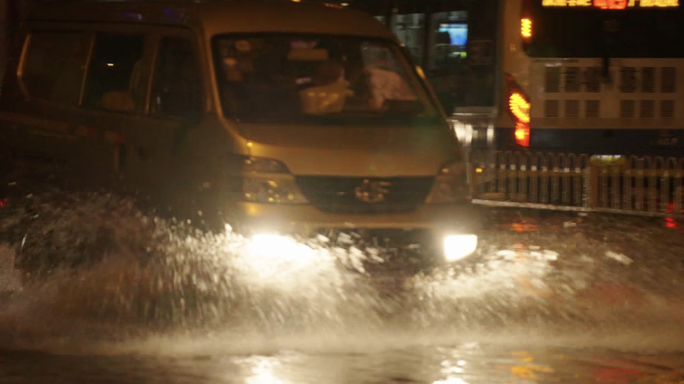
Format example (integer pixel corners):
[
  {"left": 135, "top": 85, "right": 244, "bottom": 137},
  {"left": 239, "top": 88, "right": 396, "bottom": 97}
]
[
  {"left": 72, "top": 29, "right": 151, "bottom": 190},
  {"left": 122, "top": 30, "right": 204, "bottom": 215}
]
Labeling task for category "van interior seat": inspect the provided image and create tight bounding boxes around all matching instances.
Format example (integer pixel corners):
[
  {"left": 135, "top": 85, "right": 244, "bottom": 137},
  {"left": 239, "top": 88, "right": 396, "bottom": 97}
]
[
  {"left": 99, "top": 60, "right": 142, "bottom": 112},
  {"left": 100, "top": 91, "right": 135, "bottom": 112}
]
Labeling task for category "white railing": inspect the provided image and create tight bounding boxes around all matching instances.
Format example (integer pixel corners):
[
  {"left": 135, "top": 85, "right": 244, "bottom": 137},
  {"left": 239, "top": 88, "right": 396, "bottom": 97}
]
[{"left": 470, "top": 151, "right": 684, "bottom": 216}]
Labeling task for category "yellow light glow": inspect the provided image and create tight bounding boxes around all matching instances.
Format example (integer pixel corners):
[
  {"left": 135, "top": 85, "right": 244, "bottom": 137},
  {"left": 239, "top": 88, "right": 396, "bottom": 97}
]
[
  {"left": 521, "top": 18, "right": 532, "bottom": 38},
  {"left": 640, "top": 0, "right": 680, "bottom": 6},
  {"left": 475, "top": 168, "right": 483, "bottom": 173},
  {"left": 416, "top": 65, "right": 426, "bottom": 79},
  {"left": 509, "top": 93, "right": 531, "bottom": 123}
]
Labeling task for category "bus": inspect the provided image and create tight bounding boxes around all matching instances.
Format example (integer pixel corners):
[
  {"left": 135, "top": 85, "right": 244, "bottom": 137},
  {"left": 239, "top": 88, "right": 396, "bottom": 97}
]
[
  {"left": 366, "top": 0, "right": 683, "bottom": 158},
  {"left": 499, "top": 0, "right": 684, "bottom": 157}
]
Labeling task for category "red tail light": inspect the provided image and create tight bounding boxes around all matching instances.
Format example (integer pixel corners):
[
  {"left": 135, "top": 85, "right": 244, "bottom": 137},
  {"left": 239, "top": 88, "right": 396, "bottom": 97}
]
[
  {"left": 507, "top": 74, "right": 531, "bottom": 147},
  {"left": 514, "top": 122, "right": 530, "bottom": 147}
]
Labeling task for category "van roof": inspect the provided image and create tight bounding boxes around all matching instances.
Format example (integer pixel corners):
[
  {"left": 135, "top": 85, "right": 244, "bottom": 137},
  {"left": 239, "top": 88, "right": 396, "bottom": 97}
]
[{"left": 28, "top": 1, "right": 395, "bottom": 40}]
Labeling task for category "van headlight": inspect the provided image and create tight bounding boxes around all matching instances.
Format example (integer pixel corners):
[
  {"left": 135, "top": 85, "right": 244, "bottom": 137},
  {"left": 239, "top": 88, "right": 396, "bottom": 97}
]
[
  {"left": 444, "top": 234, "right": 478, "bottom": 261},
  {"left": 425, "top": 160, "right": 470, "bottom": 204},
  {"left": 241, "top": 157, "right": 308, "bottom": 204}
]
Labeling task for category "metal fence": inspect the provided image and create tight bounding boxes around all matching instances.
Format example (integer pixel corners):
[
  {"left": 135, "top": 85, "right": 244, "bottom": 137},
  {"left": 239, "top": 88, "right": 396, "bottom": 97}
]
[{"left": 469, "top": 151, "right": 684, "bottom": 217}]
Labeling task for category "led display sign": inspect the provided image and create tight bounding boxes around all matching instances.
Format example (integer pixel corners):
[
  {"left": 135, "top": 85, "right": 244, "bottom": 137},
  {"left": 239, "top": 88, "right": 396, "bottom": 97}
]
[{"left": 542, "top": 0, "right": 679, "bottom": 7}]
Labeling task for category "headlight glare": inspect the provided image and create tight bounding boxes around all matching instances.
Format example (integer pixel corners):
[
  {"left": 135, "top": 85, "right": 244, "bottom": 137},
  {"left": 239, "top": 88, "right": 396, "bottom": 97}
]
[{"left": 444, "top": 234, "right": 478, "bottom": 262}]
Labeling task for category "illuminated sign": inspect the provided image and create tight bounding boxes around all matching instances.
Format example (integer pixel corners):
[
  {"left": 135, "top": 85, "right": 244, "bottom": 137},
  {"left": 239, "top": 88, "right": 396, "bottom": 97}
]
[
  {"left": 542, "top": 0, "right": 679, "bottom": 7},
  {"left": 542, "top": 0, "right": 591, "bottom": 5}
]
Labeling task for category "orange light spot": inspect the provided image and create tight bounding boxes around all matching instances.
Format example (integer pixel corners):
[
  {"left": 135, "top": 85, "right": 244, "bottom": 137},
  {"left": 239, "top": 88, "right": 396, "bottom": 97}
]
[
  {"left": 515, "top": 122, "right": 530, "bottom": 147},
  {"left": 594, "top": 0, "right": 627, "bottom": 8}
]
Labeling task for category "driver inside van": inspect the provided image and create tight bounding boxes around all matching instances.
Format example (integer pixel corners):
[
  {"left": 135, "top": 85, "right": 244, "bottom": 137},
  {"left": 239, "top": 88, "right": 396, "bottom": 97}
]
[
  {"left": 299, "top": 59, "right": 353, "bottom": 115},
  {"left": 100, "top": 60, "right": 142, "bottom": 112}
]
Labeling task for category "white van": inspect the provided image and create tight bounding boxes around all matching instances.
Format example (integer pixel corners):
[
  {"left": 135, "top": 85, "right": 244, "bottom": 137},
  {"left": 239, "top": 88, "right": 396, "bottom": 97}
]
[{"left": 0, "top": 1, "right": 480, "bottom": 263}]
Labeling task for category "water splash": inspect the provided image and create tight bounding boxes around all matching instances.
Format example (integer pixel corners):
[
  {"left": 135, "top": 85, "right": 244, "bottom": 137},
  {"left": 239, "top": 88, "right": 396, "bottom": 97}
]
[
  {"left": 0, "top": 190, "right": 387, "bottom": 346},
  {"left": 1, "top": 188, "right": 684, "bottom": 355}
]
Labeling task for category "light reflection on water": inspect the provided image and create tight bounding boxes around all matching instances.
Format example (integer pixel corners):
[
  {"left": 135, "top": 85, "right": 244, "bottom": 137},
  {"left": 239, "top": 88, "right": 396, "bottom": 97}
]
[{"left": 239, "top": 355, "right": 285, "bottom": 384}]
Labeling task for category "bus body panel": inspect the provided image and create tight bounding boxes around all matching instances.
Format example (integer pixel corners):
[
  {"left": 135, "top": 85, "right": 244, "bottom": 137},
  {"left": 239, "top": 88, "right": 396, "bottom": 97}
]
[{"left": 496, "top": 0, "right": 684, "bottom": 157}]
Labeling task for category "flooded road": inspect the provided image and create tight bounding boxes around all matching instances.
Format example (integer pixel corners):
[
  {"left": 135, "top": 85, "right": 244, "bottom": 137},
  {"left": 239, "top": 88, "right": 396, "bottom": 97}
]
[
  {"left": 1, "top": 167, "right": 684, "bottom": 383},
  {"left": 3, "top": 344, "right": 684, "bottom": 383}
]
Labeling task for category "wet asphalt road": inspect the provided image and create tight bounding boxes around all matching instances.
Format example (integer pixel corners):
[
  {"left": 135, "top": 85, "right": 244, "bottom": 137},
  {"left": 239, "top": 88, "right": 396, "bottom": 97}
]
[
  {"left": 2, "top": 342, "right": 684, "bottom": 383},
  {"left": 1, "top": 162, "right": 684, "bottom": 383}
]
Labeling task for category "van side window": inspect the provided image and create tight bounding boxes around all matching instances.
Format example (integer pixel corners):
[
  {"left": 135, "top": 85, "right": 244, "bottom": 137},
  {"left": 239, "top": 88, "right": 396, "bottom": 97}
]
[
  {"left": 83, "top": 33, "right": 145, "bottom": 113},
  {"left": 151, "top": 37, "right": 202, "bottom": 120},
  {"left": 21, "top": 32, "right": 90, "bottom": 106}
]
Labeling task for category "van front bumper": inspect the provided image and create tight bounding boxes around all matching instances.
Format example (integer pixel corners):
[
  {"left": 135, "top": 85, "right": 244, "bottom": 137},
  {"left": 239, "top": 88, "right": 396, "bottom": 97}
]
[
  {"left": 227, "top": 201, "right": 481, "bottom": 262},
  {"left": 229, "top": 201, "right": 480, "bottom": 234}
]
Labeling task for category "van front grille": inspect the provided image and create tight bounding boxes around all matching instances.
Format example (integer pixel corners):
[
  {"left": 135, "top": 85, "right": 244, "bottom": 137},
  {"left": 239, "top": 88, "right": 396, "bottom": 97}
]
[{"left": 295, "top": 176, "right": 434, "bottom": 215}]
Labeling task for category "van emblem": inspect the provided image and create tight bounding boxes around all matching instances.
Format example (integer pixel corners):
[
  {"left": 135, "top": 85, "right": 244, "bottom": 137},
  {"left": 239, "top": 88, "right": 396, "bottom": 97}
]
[{"left": 355, "top": 180, "right": 391, "bottom": 203}]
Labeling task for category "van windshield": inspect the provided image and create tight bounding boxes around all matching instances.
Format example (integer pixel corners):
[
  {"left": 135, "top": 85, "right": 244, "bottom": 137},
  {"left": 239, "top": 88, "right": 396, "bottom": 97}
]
[{"left": 213, "top": 34, "right": 437, "bottom": 125}]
